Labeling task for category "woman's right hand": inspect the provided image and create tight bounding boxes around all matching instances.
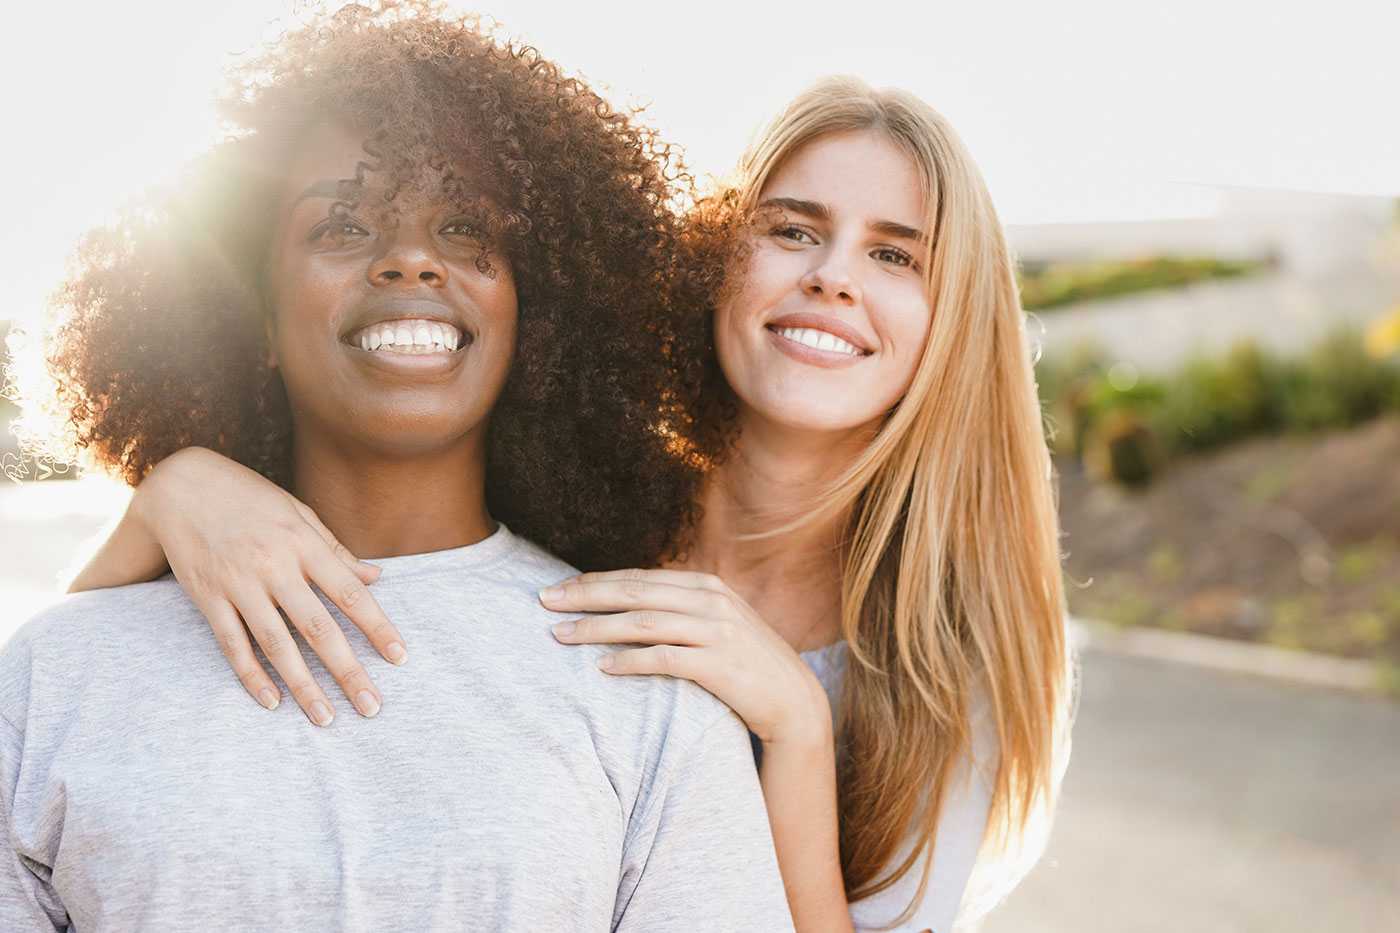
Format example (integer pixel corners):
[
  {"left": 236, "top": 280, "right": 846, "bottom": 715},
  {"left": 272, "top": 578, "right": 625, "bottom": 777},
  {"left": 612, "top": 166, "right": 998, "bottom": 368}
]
[{"left": 120, "top": 448, "right": 406, "bottom": 725}]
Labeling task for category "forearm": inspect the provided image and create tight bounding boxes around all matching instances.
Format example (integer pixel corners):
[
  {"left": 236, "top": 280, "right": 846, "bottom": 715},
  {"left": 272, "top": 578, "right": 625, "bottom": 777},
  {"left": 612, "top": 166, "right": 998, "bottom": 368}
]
[
  {"left": 66, "top": 499, "right": 168, "bottom": 592},
  {"left": 759, "top": 723, "right": 855, "bottom": 933},
  {"left": 66, "top": 447, "right": 216, "bottom": 593}
]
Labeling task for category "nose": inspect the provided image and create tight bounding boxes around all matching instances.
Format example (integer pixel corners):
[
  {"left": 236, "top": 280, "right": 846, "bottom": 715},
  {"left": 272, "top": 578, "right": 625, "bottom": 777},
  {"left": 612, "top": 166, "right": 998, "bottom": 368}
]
[
  {"left": 366, "top": 226, "right": 449, "bottom": 287},
  {"left": 799, "top": 248, "right": 860, "bottom": 304}
]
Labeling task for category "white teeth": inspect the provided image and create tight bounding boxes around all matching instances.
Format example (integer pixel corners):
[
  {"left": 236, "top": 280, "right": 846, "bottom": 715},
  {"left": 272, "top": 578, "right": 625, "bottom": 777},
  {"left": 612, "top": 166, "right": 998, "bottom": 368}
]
[
  {"left": 352, "top": 319, "right": 464, "bottom": 354},
  {"left": 776, "top": 327, "right": 863, "bottom": 356}
]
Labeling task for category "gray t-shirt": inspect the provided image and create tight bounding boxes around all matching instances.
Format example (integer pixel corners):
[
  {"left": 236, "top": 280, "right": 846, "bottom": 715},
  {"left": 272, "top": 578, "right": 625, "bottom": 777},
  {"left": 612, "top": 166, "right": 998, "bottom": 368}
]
[{"left": 0, "top": 526, "right": 795, "bottom": 932}]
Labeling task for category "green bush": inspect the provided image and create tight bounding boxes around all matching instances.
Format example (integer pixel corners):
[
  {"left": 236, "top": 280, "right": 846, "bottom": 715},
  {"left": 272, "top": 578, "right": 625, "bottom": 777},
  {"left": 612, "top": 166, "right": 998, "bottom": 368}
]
[
  {"left": 1019, "top": 256, "right": 1260, "bottom": 311},
  {"left": 1157, "top": 343, "right": 1282, "bottom": 453},
  {"left": 1038, "top": 327, "right": 1400, "bottom": 483}
]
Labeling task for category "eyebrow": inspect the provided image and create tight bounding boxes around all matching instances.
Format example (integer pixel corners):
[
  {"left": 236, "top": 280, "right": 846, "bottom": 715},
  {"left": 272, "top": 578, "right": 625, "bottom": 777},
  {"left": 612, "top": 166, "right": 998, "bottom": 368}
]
[
  {"left": 293, "top": 180, "right": 346, "bottom": 204},
  {"left": 758, "top": 196, "right": 929, "bottom": 246}
]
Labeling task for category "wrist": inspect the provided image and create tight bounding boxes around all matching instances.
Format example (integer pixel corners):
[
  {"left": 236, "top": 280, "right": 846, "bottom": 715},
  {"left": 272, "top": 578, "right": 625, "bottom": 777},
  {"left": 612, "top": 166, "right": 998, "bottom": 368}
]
[
  {"left": 133, "top": 447, "right": 209, "bottom": 538},
  {"left": 761, "top": 683, "right": 835, "bottom": 753}
]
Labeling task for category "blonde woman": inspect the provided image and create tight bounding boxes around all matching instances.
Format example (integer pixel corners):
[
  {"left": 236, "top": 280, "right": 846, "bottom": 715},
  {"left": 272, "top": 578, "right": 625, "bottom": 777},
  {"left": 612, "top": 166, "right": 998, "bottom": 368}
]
[{"left": 68, "top": 77, "right": 1072, "bottom": 931}]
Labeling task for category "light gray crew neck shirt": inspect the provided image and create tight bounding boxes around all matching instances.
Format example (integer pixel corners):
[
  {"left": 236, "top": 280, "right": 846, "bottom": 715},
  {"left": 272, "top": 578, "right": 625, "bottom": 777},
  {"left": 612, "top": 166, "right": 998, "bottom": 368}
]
[{"left": 0, "top": 526, "right": 795, "bottom": 932}]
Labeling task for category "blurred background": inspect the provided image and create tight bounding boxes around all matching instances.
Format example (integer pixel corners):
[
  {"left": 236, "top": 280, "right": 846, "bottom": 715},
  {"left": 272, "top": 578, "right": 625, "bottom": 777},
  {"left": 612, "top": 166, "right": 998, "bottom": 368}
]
[{"left": 2, "top": 1, "right": 1398, "bottom": 929}]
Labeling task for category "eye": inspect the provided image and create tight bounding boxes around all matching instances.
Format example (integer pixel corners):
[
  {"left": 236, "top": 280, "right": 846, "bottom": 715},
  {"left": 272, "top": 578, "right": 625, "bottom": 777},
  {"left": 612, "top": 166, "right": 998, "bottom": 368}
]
[
  {"left": 871, "top": 245, "right": 915, "bottom": 268},
  {"left": 440, "top": 219, "right": 483, "bottom": 238},
  {"left": 309, "top": 217, "right": 369, "bottom": 242},
  {"left": 771, "top": 224, "right": 817, "bottom": 245}
]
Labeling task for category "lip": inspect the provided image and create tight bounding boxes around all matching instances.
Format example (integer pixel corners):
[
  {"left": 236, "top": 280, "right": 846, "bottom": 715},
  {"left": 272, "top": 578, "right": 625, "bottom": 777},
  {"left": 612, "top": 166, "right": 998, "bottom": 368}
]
[
  {"left": 342, "top": 297, "right": 474, "bottom": 344},
  {"left": 764, "top": 312, "right": 873, "bottom": 354},
  {"left": 341, "top": 297, "right": 473, "bottom": 378},
  {"left": 763, "top": 311, "right": 873, "bottom": 369}
]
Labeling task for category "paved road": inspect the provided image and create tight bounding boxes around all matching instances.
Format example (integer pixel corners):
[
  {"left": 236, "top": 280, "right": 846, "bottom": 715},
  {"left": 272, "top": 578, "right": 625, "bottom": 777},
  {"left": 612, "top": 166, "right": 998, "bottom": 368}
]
[
  {"left": 4, "top": 479, "right": 1399, "bottom": 931},
  {"left": 983, "top": 650, "right": 1400, "bottom": 932}
]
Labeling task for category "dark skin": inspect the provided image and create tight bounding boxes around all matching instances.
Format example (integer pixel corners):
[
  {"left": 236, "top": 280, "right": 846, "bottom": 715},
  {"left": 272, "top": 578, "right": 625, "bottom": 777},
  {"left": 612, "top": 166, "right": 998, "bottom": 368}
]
[
  {"left": 251, "top": 123, "right": 518, "bottom": 724},
  {"left": 266, "top": 123, "right": 515, "bottom": 558}
]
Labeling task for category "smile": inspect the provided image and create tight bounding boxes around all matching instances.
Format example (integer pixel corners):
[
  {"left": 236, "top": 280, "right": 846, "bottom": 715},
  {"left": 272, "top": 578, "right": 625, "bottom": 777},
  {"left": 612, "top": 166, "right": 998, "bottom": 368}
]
[
  {"left": 769, "top": 326, "right": 866, "bottom": 357},
  {"left": 348, "top": 319, "right": 463, "bottom": 354}
]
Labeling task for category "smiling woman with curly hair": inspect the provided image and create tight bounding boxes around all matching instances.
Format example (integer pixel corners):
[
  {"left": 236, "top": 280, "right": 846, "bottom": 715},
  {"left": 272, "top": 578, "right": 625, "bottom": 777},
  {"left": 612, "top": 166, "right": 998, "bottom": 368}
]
[
  {"left": 0, "top": 4, "right": 795, "bottom": 930},
  {"left": 27, "top": 0, "right": 727, "bottom": 573}
]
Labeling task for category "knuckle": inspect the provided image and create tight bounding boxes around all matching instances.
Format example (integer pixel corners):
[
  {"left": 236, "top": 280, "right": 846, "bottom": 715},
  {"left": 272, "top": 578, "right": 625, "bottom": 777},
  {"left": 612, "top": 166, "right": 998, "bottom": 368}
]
[
  {"left": 246, "top": 545, "right": 284, "bottom": 577},
  {"left": 257, "top": 628, "right": 290, "bottom": 656},
  {"left": 289, "top": 682, "right": 323, "bottom": 707},
  {"left": 216, "top": 627, "right": 246, "bottom": 656},
  {"left": 634, "top": 611, "right": 658, "bottom": 633},
  {"left": 704, "top": 592, "right": 732, "bottom": 617},
  {"left": 366, "top": 619, "right": 398, "bottom": 645},
  {"left": 653, "top": 645, "right": 677, "bottom": 671},
  {"left": 338, "top": 581, "right": 365, "bottom": 608},
  {"left": 237, "top": 667, "right": 265, "bottom": 690},
  {"left": 300, "top": 612, "right": 339, "bottom": 644},
  {"left": 337, "top": 666, "right": 372, "bottom": 693}
]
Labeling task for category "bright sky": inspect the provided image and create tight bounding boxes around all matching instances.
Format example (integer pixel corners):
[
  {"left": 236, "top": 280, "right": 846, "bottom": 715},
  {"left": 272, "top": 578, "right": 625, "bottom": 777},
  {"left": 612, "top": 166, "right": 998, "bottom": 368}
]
[{"left": 2, "top": 0, "right": 1397, "bottom": 329}]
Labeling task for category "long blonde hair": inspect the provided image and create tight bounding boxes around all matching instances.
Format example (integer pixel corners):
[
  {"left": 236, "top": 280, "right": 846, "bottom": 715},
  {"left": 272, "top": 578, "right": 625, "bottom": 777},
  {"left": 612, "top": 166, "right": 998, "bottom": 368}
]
[{"left": 734, "top": 77, "right": 1074, "bottom": 922}]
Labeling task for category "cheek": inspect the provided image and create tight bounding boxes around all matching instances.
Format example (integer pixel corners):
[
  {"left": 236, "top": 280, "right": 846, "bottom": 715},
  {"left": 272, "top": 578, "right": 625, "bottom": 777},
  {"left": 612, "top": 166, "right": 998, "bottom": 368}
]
[{"left": 882, "top": 293, "right": 935, "bottom": 394}]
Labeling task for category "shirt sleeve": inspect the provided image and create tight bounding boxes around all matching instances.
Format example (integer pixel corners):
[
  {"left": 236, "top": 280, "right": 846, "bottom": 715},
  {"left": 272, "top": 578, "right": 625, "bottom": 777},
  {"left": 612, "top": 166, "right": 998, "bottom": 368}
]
[
  {"left": 613, "top": 711, "right": 795, "bottom": 933},
  {"left": 0, "top": 715, "right": 67, "bottom": 931}
]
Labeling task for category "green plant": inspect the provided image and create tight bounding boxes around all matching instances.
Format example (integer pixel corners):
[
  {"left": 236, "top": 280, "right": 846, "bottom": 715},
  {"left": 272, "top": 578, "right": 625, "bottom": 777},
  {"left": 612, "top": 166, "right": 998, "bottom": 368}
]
[
  {"left": 1019, "top": 256, "right": 1260, "bottom": 311},
  {"left": 1337, "top": 541, "right": 1393, "bottom": 584},
  {"left": 1373, "top": 660, "right": 1400, "bottom": 697},
  {"left": 1036, "top": 327, "right": 1400, "bottom": 486},
  {"left": 1276, "top": 329, "right": 1400, "bottom": 430},
  {"left": 1147, "top": 543, "right": 1183, "bottom": 584}
]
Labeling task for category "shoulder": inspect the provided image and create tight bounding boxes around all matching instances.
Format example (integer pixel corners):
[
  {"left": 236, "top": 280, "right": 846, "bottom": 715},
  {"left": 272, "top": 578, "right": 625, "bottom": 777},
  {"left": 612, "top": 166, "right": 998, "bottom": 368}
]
[
  {"left": 4, "top": 578, "right": 193, "bottom": 658},
  {"left": 1, "top": 579, "right": 196, "bottom": 726},
  {"left": 489, "top": 531, "right": 581, "bottom": 590}
]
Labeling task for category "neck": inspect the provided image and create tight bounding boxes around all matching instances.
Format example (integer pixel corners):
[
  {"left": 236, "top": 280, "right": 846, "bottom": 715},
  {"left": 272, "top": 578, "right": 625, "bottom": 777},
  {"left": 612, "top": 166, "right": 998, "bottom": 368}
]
[
  {"left": 676, "top": 410, "right": 874, "bottom": 653},
  {"left": 290, "top": 433, "right": 493, "bottom": 560}
]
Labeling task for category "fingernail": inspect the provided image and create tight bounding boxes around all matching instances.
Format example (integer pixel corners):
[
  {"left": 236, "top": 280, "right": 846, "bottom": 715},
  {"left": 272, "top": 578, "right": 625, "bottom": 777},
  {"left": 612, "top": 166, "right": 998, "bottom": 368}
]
[
  {"left": 552, "top": 620, "right": 575, "bottom": 637},
  {"left": 309, "top": 699, "right": 335, "bottom": 727},
  {"left": 539, "top": 586, "right": 564, "bottom": 603},
  {"left": 385, "top": 642, "right": 408, "bottom": 665},
  {"left": 596, "top": 654, "right": 615, "bottom": 672},
  {"left": 258, "top": 689, "right": 280, "bottom": 711},
  {"left": 354, "top": 690, "right": 380, "bottom": 718}
]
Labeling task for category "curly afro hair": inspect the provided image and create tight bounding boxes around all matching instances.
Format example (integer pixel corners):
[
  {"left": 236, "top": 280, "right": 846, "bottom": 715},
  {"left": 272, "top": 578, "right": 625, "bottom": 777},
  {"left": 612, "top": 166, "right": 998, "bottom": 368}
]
[{"left": 19, "top": 1, "right": 734, "bottom": 571}]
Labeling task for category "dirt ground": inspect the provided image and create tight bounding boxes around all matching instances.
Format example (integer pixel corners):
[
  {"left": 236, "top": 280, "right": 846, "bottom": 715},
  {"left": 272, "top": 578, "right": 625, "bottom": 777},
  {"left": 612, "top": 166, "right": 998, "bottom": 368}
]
[{"left": 1058, "top": 414, "right": 1400, "bottom": 665}]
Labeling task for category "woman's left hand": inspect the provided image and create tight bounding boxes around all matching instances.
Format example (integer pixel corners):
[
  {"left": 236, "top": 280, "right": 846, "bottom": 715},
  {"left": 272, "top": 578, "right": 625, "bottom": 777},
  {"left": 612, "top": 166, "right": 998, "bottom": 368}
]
[{"left": 540, "top": 568, "right": 832, "bottom": 746}]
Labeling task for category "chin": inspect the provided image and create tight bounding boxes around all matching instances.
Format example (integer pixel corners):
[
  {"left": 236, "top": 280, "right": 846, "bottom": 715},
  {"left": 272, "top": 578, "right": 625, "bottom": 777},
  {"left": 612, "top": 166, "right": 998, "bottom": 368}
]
[
  {"left": 744, "top": 392, "right": 886, "bottom": 439},
  {"left": 348, "top": 414, "right": 486, "bottom": 460}
]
